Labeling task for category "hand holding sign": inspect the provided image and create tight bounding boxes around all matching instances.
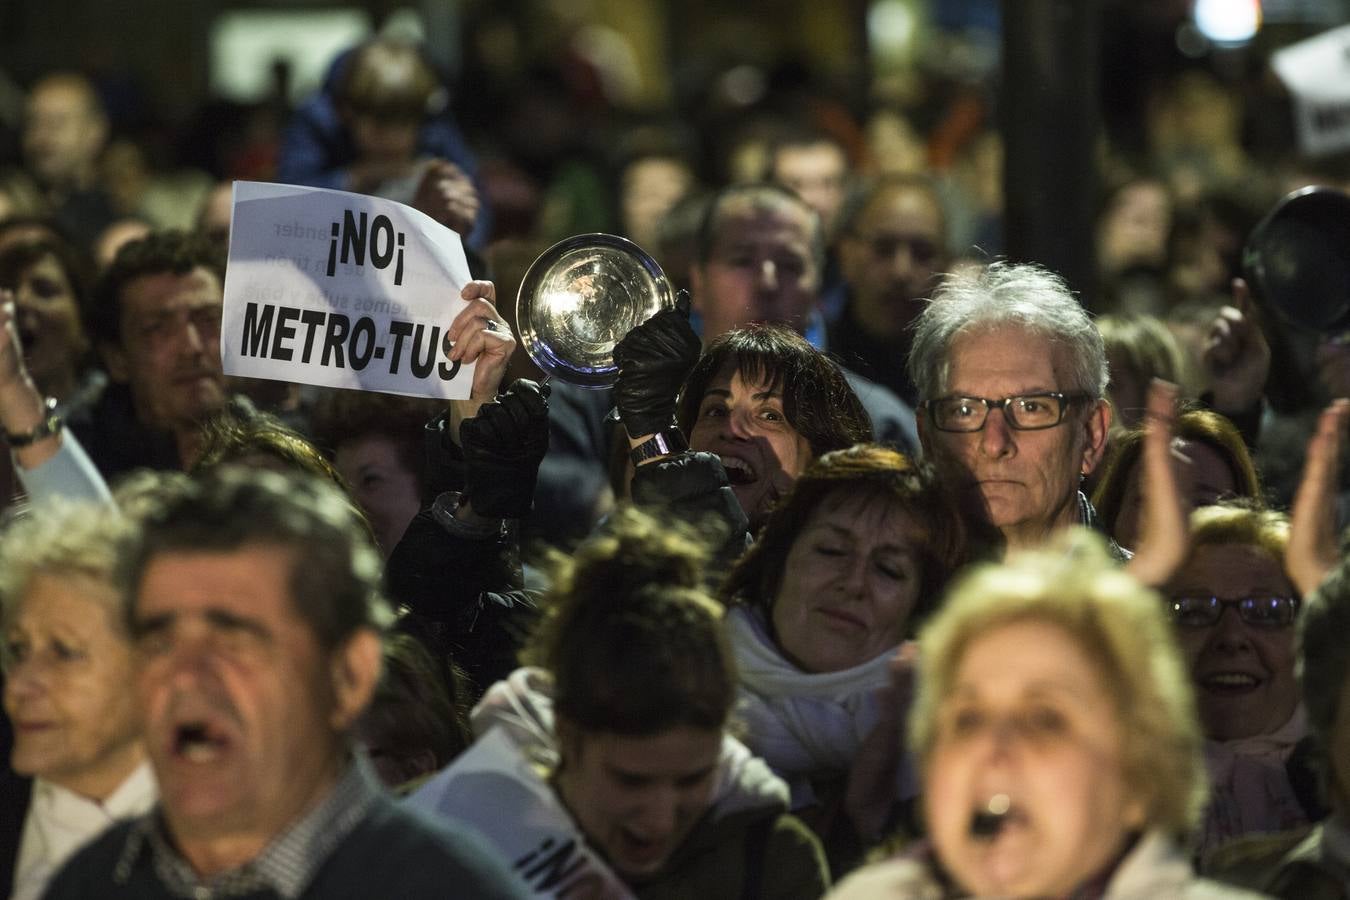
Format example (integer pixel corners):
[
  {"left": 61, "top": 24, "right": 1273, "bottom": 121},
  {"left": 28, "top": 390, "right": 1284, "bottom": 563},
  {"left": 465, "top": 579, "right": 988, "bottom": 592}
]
[{"left": 447, "top": 280, "right": 515, "bottom": 402}]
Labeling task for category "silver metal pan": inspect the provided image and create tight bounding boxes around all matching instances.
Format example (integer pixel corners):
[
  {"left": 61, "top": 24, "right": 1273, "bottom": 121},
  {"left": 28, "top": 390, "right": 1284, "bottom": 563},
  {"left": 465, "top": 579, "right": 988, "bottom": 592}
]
[{"left": 515, "top": 233, "right": 675, "bottom": 388}]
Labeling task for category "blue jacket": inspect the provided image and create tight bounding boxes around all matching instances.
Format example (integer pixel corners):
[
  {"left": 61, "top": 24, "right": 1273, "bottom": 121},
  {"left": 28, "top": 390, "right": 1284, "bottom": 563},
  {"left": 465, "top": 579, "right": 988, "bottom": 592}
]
[{"left": 276, "top": 46, "right": 491, "bottom": 249}]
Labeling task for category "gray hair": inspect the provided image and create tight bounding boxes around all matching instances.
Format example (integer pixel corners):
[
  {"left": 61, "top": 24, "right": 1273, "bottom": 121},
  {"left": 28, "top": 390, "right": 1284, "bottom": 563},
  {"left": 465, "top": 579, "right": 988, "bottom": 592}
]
[
  {"left": 907, "top": 261, "right": 1109, "bottom": 402},
  {"left": 0, "top": 500, "right": 137, "bottom": 631}
]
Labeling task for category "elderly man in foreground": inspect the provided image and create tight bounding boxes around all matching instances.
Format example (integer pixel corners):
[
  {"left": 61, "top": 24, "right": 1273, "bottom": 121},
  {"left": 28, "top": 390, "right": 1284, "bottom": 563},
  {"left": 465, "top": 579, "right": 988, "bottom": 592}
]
[{"left": 41, "top": 468, "right": 523, "bottom": 899}]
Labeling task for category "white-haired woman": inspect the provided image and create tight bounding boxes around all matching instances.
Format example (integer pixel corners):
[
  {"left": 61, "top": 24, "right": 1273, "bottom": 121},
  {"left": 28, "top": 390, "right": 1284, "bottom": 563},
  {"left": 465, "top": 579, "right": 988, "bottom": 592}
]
[{"left": 0, "top": 501, "right": 154, "bottom": 900}]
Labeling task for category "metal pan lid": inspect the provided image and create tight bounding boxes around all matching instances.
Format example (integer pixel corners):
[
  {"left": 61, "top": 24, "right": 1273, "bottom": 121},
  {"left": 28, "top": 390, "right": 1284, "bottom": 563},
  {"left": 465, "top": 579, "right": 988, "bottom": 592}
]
[
  {"left": 515, "top": 233, "right": 675, "bottom": 388},
  {"left": 1244, "top": 185, "right": 1350, "bottom": 334}
]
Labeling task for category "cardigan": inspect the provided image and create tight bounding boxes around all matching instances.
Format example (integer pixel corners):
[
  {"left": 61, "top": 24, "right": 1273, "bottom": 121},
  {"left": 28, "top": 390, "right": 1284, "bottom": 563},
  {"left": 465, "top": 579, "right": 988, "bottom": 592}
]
[{"left": 39, "top": 789, "right": 527, "bottom": 899}]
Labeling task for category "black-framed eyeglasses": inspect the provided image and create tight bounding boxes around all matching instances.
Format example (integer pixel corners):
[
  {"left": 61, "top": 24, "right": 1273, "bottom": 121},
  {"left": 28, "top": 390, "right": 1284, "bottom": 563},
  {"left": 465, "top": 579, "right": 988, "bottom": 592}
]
[
  {"left": 922, "top": 392, "right": 1090, "bottom": 433},
  {"left": 1166, "top": 595, "right": 1301, "bottom": 629}
]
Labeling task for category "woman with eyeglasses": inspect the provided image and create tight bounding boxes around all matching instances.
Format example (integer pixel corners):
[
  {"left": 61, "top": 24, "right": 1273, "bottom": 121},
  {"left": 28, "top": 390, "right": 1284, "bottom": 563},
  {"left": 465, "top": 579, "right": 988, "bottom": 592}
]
[{"left": 1164, "top": 502, "right": 1317, "bottom": 858}]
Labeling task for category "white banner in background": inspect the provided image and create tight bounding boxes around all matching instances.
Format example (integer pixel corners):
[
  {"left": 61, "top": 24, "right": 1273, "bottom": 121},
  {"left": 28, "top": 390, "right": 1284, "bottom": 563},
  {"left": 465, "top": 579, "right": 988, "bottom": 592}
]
[
  {"left": 221, "top": 181, "right": 476, "bottom": 399},
  {"left": 1272, "top": 25, "right": 1350, "bottom": 158}
]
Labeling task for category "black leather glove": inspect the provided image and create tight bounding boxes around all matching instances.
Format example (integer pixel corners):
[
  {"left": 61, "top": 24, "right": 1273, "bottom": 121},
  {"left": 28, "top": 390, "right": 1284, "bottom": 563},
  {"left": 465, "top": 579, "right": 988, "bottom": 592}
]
[
  {"left": 613, "top": 291, "right": 701, "bottom": 437},
  {"left": 461, "top": 379, "right": 550, "bottom": 520}
]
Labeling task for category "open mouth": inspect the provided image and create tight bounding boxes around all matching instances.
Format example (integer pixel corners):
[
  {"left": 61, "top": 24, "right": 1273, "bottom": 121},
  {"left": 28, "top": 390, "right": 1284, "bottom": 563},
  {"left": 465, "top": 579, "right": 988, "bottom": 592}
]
[
  {"left": 720, "top": 455, "right": 758, "bottom": 486},
  {"left": 172, "top": 720, "right": 232, "bottom": 763},
  {"left": 969, "top": 794, "right": 1025, "bottom": 841},
  {"left": 616, "top": 827, "right": 668, "bottom": 867},
  {"left": 1200, "top": 672, "right": 1262, "bottom": 695}
]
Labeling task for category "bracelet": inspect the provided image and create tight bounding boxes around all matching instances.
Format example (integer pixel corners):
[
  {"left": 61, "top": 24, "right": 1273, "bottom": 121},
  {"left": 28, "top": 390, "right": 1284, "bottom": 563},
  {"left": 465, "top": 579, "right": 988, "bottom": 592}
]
[
  {"left": 4, "top": 397, "right": 62, "bottom": 448},
  {"left": 629, "top": 427, "right": 688, "bottom": 465}
]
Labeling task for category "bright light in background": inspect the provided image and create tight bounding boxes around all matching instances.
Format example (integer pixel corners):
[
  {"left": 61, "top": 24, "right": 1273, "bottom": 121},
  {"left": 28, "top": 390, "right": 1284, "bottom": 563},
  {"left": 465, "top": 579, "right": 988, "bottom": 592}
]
[
  {"left": 868, "top": 0, "right": 919, "bottom": 64},
  {"left": 1194, "top": 0, "right": 1262, "bottom": 46},
  {"left": 210, "top": 10, "right": 372, "bottom": 104}
]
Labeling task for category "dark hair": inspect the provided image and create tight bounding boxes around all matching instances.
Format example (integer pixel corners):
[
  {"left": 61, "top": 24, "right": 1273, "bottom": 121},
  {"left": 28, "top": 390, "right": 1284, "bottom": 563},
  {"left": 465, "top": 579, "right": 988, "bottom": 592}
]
[
  {"left": 309, "top": 390, "right": 443, "bottom": 499},
  {"left": 522, "top": 506, "right": 735, "bottom": 735},
  {"left": 677, "top": 325, "right": 872, "bottom": 455},
  {"left": 122, "top": 467, "right": 393, "bottom": 652},
  {"left": 357, "top": 630, "right": 471, "bottom": 784},
  {"left": 694, "top": 182, "right": 826, "bottom": 276},
  {"left": 0, "top": 216, "right": 70, "bottom": 252},
  {"left": 90, "top": 230, "right": 224, "bottom": 346},
  {"left": 836, "top": 173, "right": 948, "bottom": 248},
  {"left": 721, "top": 444, "right": 991, "bottom": 632},
  {"left": 1091, "top": 407, "right": 1262, "bottom": 537},
  {"left": 0, "top": 236, "right": 90, "bottom": 309},
  {"left": 0, "top": 236, "right": 94, "bottom": 379}
]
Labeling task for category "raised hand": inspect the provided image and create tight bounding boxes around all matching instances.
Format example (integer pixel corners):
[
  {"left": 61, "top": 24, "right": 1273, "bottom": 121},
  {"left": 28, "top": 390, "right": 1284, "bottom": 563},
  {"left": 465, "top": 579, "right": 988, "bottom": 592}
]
[
  {"left": 446, "top": 279, "right": 516, "bottom": 403},
  {"left": 460, "top": 379, "right": 550, "bottom": 520},
  {"left": 1205, "top": 277, "right": 1271, "bottom": 414},
  {"left": 1124, "top": 379, "right": 1189, "bottom": 588},
  {"left": 0, "top": 292, "right": 62, "bottom": 469},
  {"left": 413, "top": 159, "right": 481, "bottom": 237},
  {"left": 614, "top": 292, "right": 701, "bottom": 439},
  {"left": 844, "top": 642, "right": 918, "bottom": 841},
  {"left": 1287, "top": 399, "right": 1350, "bottom": 597}
]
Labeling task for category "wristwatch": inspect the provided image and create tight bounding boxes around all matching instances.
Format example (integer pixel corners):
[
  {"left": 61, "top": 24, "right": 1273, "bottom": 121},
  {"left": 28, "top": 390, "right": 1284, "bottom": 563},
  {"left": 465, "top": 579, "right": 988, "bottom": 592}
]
[
  {"left": 629, "top": 427, "right": 688, "bottom": 465},
  {"left": 4, "top": 397, "right": 62, "bottom": 448}
]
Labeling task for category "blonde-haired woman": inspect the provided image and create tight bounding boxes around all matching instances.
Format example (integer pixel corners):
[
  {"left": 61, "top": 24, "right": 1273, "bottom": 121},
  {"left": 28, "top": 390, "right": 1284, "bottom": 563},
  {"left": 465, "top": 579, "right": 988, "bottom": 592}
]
[
  {"left": 1165, "top": 504, "right": 1312, "bottom": 857},
  {"left": 830, "top": 531, "right": 1266, "bottom": 899}
]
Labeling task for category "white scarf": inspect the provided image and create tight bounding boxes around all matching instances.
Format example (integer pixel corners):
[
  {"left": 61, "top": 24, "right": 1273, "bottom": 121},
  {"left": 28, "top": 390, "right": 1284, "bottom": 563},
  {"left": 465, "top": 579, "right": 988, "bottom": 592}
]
[
  {"left": 1199, "top": 706, "right": 1311, "bottom": 857},
  {"left": 13, "top": 761, "right": 157, "bottom": 900},
  {"left": 728, "top": 605, "right": 912, "bottom": 805}
]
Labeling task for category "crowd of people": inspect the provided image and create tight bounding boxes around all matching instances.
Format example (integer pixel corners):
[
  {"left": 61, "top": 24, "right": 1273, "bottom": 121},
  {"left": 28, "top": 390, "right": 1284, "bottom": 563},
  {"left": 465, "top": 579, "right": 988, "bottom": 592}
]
[{"left": 2, "top": 25, "right": 1350, "bottom": 900}]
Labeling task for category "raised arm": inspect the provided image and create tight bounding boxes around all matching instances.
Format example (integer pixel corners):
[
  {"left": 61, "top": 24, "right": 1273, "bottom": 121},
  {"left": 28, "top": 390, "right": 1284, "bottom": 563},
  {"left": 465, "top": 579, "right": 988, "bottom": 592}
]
[
  {"left": 1287, "top": 399, "right": 1350, "bottom": 597},
  {"left": 0, "top": 292, "right": 112, "bottom": 506},
  {"left": 1123, "top": 379, "right": 1189, "bottom": 588},
  {"left": 444, "top": 279, "right": 517, "bottom": 446}
]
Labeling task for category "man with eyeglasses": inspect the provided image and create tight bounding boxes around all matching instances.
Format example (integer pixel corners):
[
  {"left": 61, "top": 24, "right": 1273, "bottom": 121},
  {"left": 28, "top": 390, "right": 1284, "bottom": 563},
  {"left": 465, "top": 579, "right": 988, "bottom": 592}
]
[
  {"left": 830, "top": 175, "right": 949, "bottom": 406},
  {"left": 909, "top": 260, "right": 1117, "bottom": 555}
]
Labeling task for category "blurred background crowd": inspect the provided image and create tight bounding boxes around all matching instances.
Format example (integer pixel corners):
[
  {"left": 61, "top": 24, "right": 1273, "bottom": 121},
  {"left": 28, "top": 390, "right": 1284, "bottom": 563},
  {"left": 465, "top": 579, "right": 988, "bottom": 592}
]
[{"left": 4, "top": 2, "right": 1350, "bottom": 897}]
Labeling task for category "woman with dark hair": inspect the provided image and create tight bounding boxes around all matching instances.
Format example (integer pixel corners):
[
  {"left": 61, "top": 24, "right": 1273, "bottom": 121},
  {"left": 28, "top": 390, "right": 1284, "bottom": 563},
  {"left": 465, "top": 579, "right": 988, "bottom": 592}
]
[
  {"left": 309, "top": 390, "right": 444, "bottom": 557},
  {"left": 0, "top": 238, "right": 97, "bottom": 409},
  {"left": 616, "top": 300, "right": 871, "bottom": 542},
  {"left": 720, "top": 444, "right": 991, "bottom": 868},
  {"left": 409, "top": 507, "right": 830, "bottom": 897},
  {"left": 0, "top": 238, "right": 103, "bottom": 512}
]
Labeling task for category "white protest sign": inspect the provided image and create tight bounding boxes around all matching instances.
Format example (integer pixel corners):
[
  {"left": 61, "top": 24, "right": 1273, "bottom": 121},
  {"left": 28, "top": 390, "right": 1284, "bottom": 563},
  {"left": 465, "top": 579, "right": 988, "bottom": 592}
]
[
  {"left": 1272, "top": 24, "right": 1350, "bottom": 157},
  {"left": 222, "top": 181, "right": 475, "bottom": 398},
  {"left": 406, "top": 728, "right": 633, "bottom": 899}
]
